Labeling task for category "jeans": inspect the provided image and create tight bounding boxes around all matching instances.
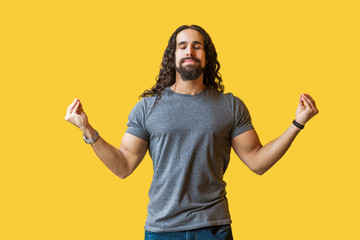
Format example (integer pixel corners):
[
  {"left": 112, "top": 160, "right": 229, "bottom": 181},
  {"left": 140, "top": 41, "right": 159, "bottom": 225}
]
[{"left": 144, "top": 224, "right": 233, "bottom": 240}]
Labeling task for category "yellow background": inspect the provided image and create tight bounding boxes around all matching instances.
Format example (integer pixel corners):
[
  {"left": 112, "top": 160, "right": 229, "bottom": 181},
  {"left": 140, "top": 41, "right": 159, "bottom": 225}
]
[{"left": 1, "top": 0, "right": 359, "bottom": 239}]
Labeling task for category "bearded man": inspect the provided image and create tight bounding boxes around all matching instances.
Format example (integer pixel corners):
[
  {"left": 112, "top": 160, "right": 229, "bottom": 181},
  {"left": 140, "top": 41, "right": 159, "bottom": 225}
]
[{"left": 65, "top": 25, "right": 319, "bottom": 240}]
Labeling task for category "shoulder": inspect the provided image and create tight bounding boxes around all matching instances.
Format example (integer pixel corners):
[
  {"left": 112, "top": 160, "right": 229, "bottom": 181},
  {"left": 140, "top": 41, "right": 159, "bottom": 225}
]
[
  {"left": 129, "top": 95, "right": 157, "bottom": 118},
  {"left": 211, "top": 89, "right": 246, "bottom": 107},
  {"left": 135, "top": 95, "right": 157, "bottom": 108}
]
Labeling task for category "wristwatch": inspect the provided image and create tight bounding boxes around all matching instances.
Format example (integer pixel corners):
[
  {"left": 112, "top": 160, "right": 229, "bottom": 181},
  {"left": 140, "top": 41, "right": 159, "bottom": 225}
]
[{"left": 83, "top": 129, "right": 100, "bottom": 144}]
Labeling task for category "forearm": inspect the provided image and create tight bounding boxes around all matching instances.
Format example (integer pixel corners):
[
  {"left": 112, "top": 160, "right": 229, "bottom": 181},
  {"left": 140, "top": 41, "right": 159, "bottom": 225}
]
[
  {"left": 232, "top": 93, "right": 318, "bottom": 175},
  {"left": 254, "top": 124, "right": 301, "bottom": 175},
  {"left": 65, "top": 99, "right": 146, "bottom": 178},
  {"left": 82, "top": 124, "right": 129, "bottom": 178}
]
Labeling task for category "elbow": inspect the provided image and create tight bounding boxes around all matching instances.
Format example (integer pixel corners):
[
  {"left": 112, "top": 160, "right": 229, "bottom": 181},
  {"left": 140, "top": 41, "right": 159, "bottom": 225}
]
[
  {"left": 251, "top": 165, "right": 267, "bottom": 176},
  {"left": 249, "top": 156, "right": 269, "bottom": 176},
  {"left": 117, "top": 173, "right": 128, "bottom": 179},
  {"left": 116, "top": 170, "right": 132, "bottom": 179},
  {"left": 254, "top": 169, "right": 266, "bottom": 176},
  {"left": 114, "top": 159, "right": 133, "bottom": 179},
  {"left": 252, "top": 170, "right": 266, "bottom": 176},
  {"left": 115, "top": 169, "right": 131, "bottom": 179},
  {"left": 116, "top": 166, "right": 136, "bottom": 179}
]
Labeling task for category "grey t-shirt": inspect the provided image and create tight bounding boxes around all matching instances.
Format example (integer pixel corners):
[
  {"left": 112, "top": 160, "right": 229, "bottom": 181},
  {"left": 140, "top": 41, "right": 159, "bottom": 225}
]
[{"left": 126, "top": 87, "right": 253, "bottom": 232}]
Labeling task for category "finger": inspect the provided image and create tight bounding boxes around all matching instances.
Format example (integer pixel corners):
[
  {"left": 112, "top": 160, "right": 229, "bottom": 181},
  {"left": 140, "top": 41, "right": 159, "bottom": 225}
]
[
  {"left": 78, "top": 100, "right": 84, "bottom": 112},
  {"left": 67, "top": 98, "right": 78, "bottom": 113},
  {"left": 305, "top": 93, "right": 317, "bottom": 108},
  {"left": 72, "top": 100, "right": 81, "bottom": 114},
  {"left": 305, "top": 93, "right": 313, "bottom": 100},
  {"left": 302, "top": 95, "right": 312, "bottom": 109},
  {"left": 299, "top": 94, "right": 304, "bottom": 106},
  {"left": 306, "top": 94, "right": 319, "bottom": 114},
  {"left": 302, "top": 94, "right": 316, "bottom": 110}
]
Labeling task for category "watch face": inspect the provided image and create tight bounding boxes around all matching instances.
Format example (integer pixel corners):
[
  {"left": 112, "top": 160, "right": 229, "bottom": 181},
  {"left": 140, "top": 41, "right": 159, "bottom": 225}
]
[{"left": 83, "top": 130, "right": 99, "bottom": 144}]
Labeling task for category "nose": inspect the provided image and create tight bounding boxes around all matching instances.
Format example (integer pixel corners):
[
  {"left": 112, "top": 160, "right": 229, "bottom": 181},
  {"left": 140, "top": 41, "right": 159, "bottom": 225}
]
[{"left": 186, "top": 47, "right": 195, "bottom": 57}]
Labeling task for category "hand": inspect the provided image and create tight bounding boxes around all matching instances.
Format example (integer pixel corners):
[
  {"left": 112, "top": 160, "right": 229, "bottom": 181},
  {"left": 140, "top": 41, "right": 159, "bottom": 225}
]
[
  {"left": 65, "top": 98, "right": 89, "bottom": 132},
  {"left": 295, "top": 93, "right": 319, "bottom": 125}
]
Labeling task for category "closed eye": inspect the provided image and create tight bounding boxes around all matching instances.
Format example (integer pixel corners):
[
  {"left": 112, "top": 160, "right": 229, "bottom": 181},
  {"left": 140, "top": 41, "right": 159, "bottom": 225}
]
[{"left": 193, "top": 43, "right": 203, "bottom": 49}]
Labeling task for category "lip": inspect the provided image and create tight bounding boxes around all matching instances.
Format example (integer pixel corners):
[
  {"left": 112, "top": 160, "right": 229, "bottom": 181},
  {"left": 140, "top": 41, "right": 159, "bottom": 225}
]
[{"left": 184, "top": 60, "right": 197, "bottom": 63}]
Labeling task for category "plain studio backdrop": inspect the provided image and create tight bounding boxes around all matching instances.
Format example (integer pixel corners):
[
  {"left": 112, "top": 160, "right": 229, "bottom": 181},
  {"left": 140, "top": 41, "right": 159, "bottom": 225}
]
[{"left": 1, "top": 0, "right": 359, "bottom": 239}]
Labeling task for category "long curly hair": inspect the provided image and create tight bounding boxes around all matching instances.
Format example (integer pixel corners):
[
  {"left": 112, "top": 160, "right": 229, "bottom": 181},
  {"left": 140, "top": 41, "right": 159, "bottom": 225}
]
[{"left": 140, "top": 25, "right": 224, "bottom": 101}]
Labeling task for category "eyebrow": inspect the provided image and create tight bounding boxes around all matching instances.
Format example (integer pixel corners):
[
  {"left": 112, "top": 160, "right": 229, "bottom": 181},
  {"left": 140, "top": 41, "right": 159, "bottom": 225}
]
[{"left": 177, "top": 41, "right": 203, "bottom": 46}]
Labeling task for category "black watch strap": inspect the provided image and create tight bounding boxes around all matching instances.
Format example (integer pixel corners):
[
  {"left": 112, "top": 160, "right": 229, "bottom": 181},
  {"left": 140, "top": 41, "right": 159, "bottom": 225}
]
[{"left": 293, "top": 120, "right": 304, "bottom": 130}]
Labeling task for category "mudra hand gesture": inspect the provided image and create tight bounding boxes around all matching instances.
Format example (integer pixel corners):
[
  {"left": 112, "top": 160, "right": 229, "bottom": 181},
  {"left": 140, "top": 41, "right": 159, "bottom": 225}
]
[
  {"left": 65, "top": 98, "right": 89, "bottom": 132},
  {"left": 295, "top": 93, "right": 319, "bottom": 126}
]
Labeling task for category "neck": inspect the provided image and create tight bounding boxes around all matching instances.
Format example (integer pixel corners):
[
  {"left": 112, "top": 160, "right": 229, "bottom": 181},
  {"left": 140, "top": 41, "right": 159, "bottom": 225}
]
[{"left": 171, "top": 73, "right": 205, "bottom": 95}]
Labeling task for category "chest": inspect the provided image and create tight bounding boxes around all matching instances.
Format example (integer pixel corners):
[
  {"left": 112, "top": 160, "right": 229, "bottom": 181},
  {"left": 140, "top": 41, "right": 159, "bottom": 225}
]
[{"left": 145, "top": 98, "right": 234, "bottom": 139}]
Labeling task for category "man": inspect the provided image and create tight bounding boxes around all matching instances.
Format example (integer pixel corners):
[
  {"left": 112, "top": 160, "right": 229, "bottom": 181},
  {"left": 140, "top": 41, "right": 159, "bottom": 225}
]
[{"left": 65, "top": 25, "right": 318, "bottom": 239}]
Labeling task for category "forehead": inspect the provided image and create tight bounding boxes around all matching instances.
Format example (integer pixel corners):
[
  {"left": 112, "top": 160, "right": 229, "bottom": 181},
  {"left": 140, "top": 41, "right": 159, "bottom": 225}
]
[{"left": 176, "top": 29, "right": 204, "bottom": 45}]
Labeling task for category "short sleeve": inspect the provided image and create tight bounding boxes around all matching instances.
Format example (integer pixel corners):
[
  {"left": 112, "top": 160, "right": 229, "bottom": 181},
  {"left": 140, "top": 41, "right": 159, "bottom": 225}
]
[
  {"left": 125, "top": 100, "right": 150, "bottom": 141},
  {"left": 231, "top": 97, "right": 254, "bottom": 138}
]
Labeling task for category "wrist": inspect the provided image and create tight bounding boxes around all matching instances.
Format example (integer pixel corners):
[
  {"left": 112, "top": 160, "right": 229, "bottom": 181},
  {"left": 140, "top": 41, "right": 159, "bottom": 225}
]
[
  {"left": 81, "top": 123, "right": 94, "bottom": 138},
  {"left": 83, "top": 129, "right": 100, "bottom": 144},
  {"left": 294, "top": 117, "right": 306, "bottom": 126},
  {"left": 293, "top": 119, "right": 305, "bottom": 130}
]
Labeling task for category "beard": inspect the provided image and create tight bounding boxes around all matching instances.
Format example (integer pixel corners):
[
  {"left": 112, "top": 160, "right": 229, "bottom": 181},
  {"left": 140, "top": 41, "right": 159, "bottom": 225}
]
[{"left": 176, "top": 57, "right": 205, "bottom": 80}]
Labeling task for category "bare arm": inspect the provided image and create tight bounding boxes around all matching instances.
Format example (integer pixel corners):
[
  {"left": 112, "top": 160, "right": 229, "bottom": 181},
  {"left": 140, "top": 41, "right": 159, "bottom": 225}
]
[
  {"left": 65, "top": 99, "right": 148, "bottom": 179},
  {"left": 232, "top": 93, "right": 319, "bottom": 175}
]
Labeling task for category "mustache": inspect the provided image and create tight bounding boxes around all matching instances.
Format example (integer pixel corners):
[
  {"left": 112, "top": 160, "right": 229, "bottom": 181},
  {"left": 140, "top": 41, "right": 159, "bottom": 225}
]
[{"left": 180, "top": 57, "right": 200, "bottom": 64}]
